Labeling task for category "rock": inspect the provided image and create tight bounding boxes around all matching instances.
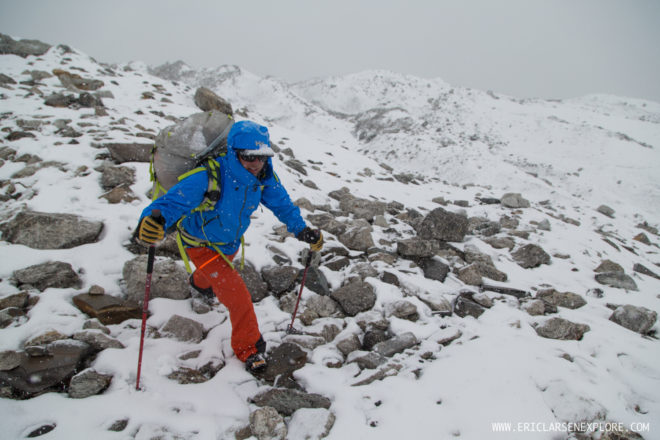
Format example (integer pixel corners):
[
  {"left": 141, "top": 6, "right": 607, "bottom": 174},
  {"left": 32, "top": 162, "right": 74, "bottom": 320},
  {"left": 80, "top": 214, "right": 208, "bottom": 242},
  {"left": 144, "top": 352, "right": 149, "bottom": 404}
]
[
  {"left": 595, "top": 272, "right": 638, "bottom": 291},
  {"left": 72, "top": 293, "right": 141, "bottom": 325},
  {"left": 336, "top": 334, "right": 362, "bottom": 357},
  {"left": 256, "top": 343, "right": 307, "bottom": 387},
  {"left": 0, "top": 340, "right": 92, "bottom": 398},
  {"left": 82, "top": 319, "right": 110, "bottom": 334},
  {"left": 297, "top": 266, "right": 330, "bottom": 296},
  {"left": 456, "top": 264, "right": 483, "bottom": 286},
  {"left": 609, "top": 305, "right": 657, "bottom": 334},
  {"left": 288, "top": 408, "right": 336, "bottom": 440},
  {"left": 501, "top": 193, "right": 530, "bottom": 208},
  {"left": 633, "top": 263, "right": 660, "bottom": 280},
  {"left": 167, "top": 359, "right": 224, "bottom": 384},
  {"left": 193, "top": 87, "right": 232, "bottom": 114},
  {"left": 453, "top": 292, "right": 486, "bottom": 319},
  {"left": 511, "top": 244, "right": 551, "bottom": 268},
  {"left": 261, "top": 266, "right": 299, "bottom": 296},
  {"left": 104, "top": 142, "right": 153, "bottom": 163},
  {"left": 100, "top": 165, "right": 135, "bottom": 190},
  {"left": 338, "top": 219, "right": 375, "bottom": 251},
  {"left": 535, "top": 317, "right": 590, "bottom": 340},
  {"left": 386, "top": 300, "right": 419, "bottom": 321},
  {"left": 13, "top": 261, "right": 82, "bottom": 291},
  {"left": 100, "top": 184, "right": 139, "bottom": 204},
  {"left": 237, "top": 263, "right": 269, "bottom": 302},
  {"left": 351, "top": 352, "right": 387, "bottom": 369},
  {"left": 330, "top": 280, "right": 376, "bottom": 316},
  {"left": 0, "top": 291, "right": 29, "bottom": 309},
  {"left": 72, "top": 330, "right": 124, "bottom": 351},
  {"left": 396, "top": 237, "right": 438, "bottom": 259},
  {"left": 25, "top": 330, "right": 69, "bottom": 347},
  {"left": 0, "top": 33, "right": 51, "bottom": 57},
  {"left": 523, "top": 299, "right": 547, "bottom": 316},
  {"left": 252, "top": 388, "right": 331, "bottom": 416},
  {"left": 307, "top": 213, "right": 347, "bottom": 237},
  {"left": 414, "top": 292, "right": 452, "bottom": 316},
  {"left": 595, "top": 260, "right": 624, "bottom": 273},
  {"left": 68, "top": 369, "right": 112, "bottom": 398},
  {"left": 0, "top": 307, "right": 25, "bottom": 328},
  {"left": 596, "top": 205, "right": 615, "bottom": 218},
  {"left": 362, "top": 329, "right": 389, "bottom": 351},
  {"left": 284, "top": 159, "right": 307, "bottom": 175},
  {"left": 0, "top": 350, "right": 23, "bottom": 371},
  {"left": 122, "top": 255, "right": 190, "bottom": 303},
  {"left": 44, "top": 93, "right": 76, "bottom": 108},
  {"left": 161, "top": 315, "right": 205, "bottom": 343},
  {"left": 305, "top": 294, "right": 340, "bottom": 318},
  {"left": 249, "top": 406, "right": 287, "bottom": 440},
  {"left": 1, "top": 210, "right": 103, "bottom": 249},
  {"left": 339, "top": 196, "right": 386, "bottom": 221},
  {"left": 417, "top": 207, "right": 469, "bottom": 242},
  {"left": 373, "top": 332, "right": 418, "bottom": 357},
  {"left": 52, "top": 69, "right": 104, "bottom": 91},
  {"left": 536, "top": 289, "right": 586, "bottom": 309}
]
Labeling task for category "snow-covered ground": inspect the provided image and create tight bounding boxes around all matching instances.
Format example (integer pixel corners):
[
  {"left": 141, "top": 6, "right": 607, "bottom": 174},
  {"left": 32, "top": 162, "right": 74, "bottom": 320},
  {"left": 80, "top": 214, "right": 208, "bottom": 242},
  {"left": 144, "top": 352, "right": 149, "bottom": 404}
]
[{"left": 0, "top": 38, "right": 659, "bottom": 440}]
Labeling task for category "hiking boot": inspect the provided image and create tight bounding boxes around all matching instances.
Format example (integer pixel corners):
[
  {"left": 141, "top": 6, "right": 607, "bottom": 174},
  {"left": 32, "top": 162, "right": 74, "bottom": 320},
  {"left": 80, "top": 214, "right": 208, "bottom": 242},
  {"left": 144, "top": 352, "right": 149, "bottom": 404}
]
[{"left": 245, "top": 353, "right": 267, "bottom": 372}]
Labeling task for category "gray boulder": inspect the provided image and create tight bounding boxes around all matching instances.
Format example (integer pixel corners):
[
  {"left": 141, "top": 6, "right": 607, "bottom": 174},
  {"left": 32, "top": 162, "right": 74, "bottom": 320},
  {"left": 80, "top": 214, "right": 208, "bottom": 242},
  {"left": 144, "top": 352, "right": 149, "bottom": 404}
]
[
  {"left": 396, "top": 237, "right": 438, "bottom": 259},
  {"left": 13, "top": 261, "right": 82, "bottom": 291},
  {"left": 252, "top": 388, "right": 332, "bottom": 416},
  {"left": 1, "top": 210, "right": 103, "bottom": 249},
  {"left": 512, "top": 244, "right": 551, "bottom": 268},
  {"left": 193, "top": 87, "right": 233, "bottom": 114},
  {"left": 261, "top": 266, "right": 299, "bottom": 296},
  {"left": 161, "top": 315, "right": 205, "bottom": 343},
  {"left": 417, "top": 207, "right": 468, "bottom": 242},
  {"left": 68, "top": 369, "right": 113, "bottom": 398},
  {"left": 338, "top": 219, "right": 374, "bottom": 251},
  {"left": 535, "top": 317, "right": 590, "bottom": 340},
  {"left": 373, "top": 332, "right": 419, "bottom": 357},
  {"left": 595, "top": 272, "right": 638, "bottom": 291},
  {"left": 237, "top": 263, "right": 269, "bottom": 302},
  {"left": 100, "top": 165, "right": 135, "bottom": 190},
  {"left": 249, "top": 406, "right": 287, "bottom": 440},
  {"left": 0, "top": 340, "right": 92, "bottom": 398},
  {"left": 104, "top": 142, "right": 153, "bottom": 163},
  {"left": 122, "top": 255, "right": 190, "bottom": 303},
  {"left": 0, "top": 33, "right": 51, "bottom": 57},
  {"left": 536, "top": 289, "right": 586, "bottom": 309},
  {"left": 609, "top": 305, "right": 657, "bottom": 334},
  {"left": 501, "top": 193, "right": 531, "bottom": 208},
  {"left": 330, "top": 280, "right": 376, "bottom": 316}
]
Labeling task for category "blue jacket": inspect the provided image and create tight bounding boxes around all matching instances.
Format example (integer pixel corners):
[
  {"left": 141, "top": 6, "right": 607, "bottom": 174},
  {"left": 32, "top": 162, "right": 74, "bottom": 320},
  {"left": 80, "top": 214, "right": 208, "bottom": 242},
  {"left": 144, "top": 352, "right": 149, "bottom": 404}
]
[{"left": 141, "top": 150, "right": 306, "bottom": 255}]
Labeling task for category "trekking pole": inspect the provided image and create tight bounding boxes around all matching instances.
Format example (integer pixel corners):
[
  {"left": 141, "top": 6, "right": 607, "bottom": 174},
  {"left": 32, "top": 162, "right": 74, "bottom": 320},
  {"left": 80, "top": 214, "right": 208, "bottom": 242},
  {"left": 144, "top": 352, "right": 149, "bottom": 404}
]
[
  {"left": 286, "top": 251, "right": 314, "bottom": 335},
  {"left": 135, "top": 209, "right": 161, "bottom": 390}
]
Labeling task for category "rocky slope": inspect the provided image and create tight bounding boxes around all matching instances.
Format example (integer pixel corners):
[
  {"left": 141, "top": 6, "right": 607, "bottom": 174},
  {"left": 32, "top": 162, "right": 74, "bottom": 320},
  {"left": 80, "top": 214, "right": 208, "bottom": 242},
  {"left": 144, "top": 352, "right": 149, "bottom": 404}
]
[{"left": 0, "top": 33, "right": 659, "bottom": 440}]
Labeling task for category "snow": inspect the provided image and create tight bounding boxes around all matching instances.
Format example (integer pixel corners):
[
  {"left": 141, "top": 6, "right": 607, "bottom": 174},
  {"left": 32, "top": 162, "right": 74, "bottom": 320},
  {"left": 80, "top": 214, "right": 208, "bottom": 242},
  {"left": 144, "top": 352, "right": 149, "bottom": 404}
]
[{"left": 0, "top": 42, "right": 659, "bottom": 440}]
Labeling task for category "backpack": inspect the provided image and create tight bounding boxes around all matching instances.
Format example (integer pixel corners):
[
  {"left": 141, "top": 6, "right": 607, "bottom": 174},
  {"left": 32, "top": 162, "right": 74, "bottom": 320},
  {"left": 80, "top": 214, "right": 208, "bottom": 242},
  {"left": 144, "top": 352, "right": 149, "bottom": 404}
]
[
  {"left": 149, "top": 111, "right": 240, "bottom": 273},
  {"left": 150, "top": 111, "right": 233, "bottom": 204}
]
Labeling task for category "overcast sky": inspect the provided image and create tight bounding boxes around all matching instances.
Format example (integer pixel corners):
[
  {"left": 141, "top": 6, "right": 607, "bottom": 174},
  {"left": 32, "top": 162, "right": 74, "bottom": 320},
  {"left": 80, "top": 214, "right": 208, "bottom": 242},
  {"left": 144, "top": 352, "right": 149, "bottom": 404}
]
[{"left": 2, "top": 0, "right": 659, "bottom": 102}]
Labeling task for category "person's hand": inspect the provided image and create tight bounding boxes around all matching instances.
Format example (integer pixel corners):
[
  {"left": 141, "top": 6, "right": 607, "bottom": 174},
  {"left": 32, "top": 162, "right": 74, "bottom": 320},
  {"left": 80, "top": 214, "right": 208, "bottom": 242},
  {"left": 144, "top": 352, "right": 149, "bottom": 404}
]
[
  {"left": 297, "top": 227, "right": 323, "bottom": 252},
  {"left": 137, "top": 212, "right": 165, "bottom": 245}
]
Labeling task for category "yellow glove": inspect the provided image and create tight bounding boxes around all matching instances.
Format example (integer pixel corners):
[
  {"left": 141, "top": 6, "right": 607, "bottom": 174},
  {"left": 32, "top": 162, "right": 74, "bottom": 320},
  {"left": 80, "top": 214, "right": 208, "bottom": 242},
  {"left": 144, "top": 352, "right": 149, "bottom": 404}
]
[
  {"left": 137, "top": 213, "right": 165, "bottom": 244},
  {"left": 297, "top": 227, "right": 323, "bottom": 252}
]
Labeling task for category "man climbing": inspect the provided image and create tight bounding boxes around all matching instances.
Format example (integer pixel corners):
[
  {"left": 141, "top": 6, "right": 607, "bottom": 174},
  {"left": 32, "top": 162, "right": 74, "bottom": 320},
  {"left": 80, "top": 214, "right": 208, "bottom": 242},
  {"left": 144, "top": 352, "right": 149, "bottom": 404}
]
[{"left": 136, "top": 120, "right": 323, "bottom": 371}]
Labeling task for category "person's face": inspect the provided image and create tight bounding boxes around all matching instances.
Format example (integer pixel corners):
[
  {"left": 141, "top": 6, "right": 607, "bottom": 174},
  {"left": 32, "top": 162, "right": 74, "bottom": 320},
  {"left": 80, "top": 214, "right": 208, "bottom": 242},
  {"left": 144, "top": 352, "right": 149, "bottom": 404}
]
[{"left": 237, "top": 151, "right": 267, "bottom": 176}]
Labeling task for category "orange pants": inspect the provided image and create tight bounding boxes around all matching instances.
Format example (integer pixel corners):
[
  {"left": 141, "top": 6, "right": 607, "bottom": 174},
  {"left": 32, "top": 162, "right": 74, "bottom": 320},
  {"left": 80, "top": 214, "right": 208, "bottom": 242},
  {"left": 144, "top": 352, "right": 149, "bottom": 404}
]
[{"left": 186, "top": 247, "right": 263, "bottom": 362}]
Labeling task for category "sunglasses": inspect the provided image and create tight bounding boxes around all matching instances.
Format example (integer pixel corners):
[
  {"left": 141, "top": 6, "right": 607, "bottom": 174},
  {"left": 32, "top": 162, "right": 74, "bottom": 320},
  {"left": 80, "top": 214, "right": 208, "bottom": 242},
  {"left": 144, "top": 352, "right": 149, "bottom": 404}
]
[{"left": 237, "top": 151, "right": 268, "bottom": 163}]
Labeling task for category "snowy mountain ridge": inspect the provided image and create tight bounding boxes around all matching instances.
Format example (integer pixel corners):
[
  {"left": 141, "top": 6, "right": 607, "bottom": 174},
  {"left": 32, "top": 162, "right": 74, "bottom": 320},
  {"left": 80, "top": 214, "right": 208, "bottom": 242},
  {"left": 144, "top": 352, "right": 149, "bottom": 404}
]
[{"left": 0, "top": 33, "right": 659, "bottom": 440}]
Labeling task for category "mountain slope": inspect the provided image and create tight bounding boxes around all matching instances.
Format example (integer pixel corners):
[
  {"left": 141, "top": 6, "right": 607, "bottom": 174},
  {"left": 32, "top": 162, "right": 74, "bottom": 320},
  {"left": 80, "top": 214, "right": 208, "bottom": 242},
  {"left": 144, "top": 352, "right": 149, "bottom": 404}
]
[{"left": 0, "top": 36, "right": 658, "bottom": 440}]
